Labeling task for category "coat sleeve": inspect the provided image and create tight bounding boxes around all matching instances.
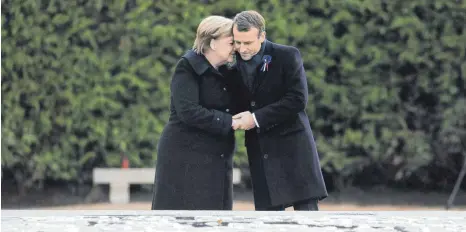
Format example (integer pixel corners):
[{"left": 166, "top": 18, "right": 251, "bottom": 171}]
[
  {"left": 253, "top": 48, "right": 308, "bottom": 131},
  {"left": 171, "top": 59, "right": 233, "bottom": 135}
]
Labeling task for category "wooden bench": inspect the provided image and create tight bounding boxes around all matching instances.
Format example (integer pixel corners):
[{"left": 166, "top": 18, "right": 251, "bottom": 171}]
[{"left": 93, "top": 168, "right": 242, "bottom": 204}]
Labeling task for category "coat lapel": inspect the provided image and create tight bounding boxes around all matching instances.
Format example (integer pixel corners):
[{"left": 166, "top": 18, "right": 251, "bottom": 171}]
[{"left": 252, "top": 41, "right": 274, "bottom": 94}]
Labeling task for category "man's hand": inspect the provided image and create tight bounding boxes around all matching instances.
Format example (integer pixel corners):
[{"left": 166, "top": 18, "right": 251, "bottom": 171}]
[{"left": 232, "top": 111, "right": 256, "bottom": 130}]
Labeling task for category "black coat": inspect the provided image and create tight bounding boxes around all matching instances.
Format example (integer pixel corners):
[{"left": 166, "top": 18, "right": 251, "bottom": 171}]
[
  {"left": 151, "top": 50, "right": 238, "bottom": 210},
  {"left": 231, "top": 41, "right": 328, "bottom": 209}
]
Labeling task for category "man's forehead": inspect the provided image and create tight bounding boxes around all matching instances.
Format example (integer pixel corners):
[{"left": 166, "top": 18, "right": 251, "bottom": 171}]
[
  {"left": 233, "top": 27, "right": 260, "bottom": 42},
  {"left": 233, "top": 26, "right": 260, "bottom": 34},
  {"left": 233, "top": 37, "right": 256, "bottom": 42}
]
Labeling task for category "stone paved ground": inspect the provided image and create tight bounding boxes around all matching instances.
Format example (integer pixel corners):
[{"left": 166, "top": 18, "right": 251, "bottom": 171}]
[{"left": 2, "top": 210, "right": 466, "bottom": 232}]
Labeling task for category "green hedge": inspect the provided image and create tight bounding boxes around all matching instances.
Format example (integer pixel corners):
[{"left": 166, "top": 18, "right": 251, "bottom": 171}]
[{"left": 2, "top": 0, "right": 465, "bottom": 193}]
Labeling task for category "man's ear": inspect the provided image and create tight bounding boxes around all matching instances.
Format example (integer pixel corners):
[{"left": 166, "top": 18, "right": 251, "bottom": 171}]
[{"left": 259, "top": 31, "right": 266, "bottom": 43}]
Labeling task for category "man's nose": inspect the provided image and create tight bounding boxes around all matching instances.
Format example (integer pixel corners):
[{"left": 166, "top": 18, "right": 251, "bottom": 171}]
[{"left": 239, "top": 45, "right": 247, "bottom": 53}]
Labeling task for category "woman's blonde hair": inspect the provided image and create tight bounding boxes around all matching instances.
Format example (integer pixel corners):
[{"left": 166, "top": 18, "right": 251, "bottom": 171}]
[{"left": 193, "top": 16, "right": 233, "bottom": 54}]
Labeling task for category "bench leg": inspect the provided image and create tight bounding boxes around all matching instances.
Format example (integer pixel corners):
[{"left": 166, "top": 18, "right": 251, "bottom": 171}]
[{"left": 109, "top": 183, "right": 130, "bottom": 204}]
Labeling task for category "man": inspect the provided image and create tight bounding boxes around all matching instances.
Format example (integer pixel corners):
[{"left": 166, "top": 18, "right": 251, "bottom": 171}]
[{"left": 230, "top": 10, "right": 328, "bottom": 211}]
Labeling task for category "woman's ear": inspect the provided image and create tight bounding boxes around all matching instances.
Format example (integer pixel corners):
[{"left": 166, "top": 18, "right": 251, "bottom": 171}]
[{"left": 210, "top": 39, "right": 216, "bottom": 51}]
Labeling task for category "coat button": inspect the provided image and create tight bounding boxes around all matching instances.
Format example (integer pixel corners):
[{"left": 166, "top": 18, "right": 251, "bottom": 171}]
[
  {"left": 263, "top": 154, "right": 268, "bottom": 159},
  {"left": 256, "top": 128, "right": 260, "bottom": 133},
  {"left": 226, "top": 109, "right": 230, "bottom": 112},
  {"left": 220, "top": 154, "right": 224, "bottom": 158},
  {"left": 216, "top": 118, "right": 220, "bottom": 121},
  {"left": 250, "top": 101, "right": 256, "bottom": 107},
  {"left": 223, "top": 87, "right": 227, "bottom": 91}
]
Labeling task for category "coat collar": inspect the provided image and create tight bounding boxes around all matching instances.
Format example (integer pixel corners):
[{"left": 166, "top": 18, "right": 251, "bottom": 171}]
[
  {"left": 251, "top": 40, "right": 274, "bottom": 92},
  {"left": 262, "top": 39, "right": 273, "bottom": 58},
  {"left": 182, "top": 50, "right": 210, "bottom": 76}
]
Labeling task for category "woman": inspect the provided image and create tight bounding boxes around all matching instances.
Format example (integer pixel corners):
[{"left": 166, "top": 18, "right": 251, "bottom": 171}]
[{"left": 151, "top": 16, "right": 239, "bottom": 210}]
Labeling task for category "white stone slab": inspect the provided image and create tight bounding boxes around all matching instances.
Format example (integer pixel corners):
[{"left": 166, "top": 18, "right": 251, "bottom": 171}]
[
  {"left": 2, "top": 210, "right": 465, "bottom": 232},
  {"left": 93, "top": 168, "right": 155, "bottom": 184},
  {"left": 93, "top": 168, "right": 242, "bottom": 184}
]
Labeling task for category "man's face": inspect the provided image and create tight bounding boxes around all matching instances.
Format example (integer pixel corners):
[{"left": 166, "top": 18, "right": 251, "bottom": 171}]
[{"left": 232, "top": 25, "right": 265, "bottom": 61}]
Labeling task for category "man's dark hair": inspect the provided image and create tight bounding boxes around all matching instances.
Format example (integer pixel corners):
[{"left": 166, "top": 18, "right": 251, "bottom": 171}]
[{"left": 233, "top": 10, "right": 266, "bottom": 36}]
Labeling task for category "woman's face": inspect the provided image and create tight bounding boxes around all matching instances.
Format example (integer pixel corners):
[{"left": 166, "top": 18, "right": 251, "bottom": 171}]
[{"left": 213, "top": 35, "right": 235, "bottom": 63}]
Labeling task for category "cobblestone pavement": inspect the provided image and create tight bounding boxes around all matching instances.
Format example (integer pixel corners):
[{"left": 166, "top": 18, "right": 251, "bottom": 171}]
[{"left": 2, "top": 210, "right": 465, "bottom": 232}]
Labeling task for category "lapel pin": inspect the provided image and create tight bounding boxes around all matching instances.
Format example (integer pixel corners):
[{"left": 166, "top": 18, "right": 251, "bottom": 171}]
[{"left": 261, "top": 55, "right": 272, "bottom": 72}]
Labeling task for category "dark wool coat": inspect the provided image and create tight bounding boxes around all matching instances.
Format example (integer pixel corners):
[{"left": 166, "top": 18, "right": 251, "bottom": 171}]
[
  {"left": 230, "top": 41, "right": 329, "bottom": 209},
  {"left": 151, "top": 50, "right": 239, "bottom": 210}
]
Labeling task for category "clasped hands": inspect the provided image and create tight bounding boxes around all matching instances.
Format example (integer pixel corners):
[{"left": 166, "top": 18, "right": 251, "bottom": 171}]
[{"left": 232, "top": 111, "right": 256, "bottom": 130}]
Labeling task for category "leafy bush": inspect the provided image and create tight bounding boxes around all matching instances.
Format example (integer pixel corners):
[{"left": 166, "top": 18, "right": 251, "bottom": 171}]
[{"left": 2, "top": 0, "right": 465, "bottom": 192}]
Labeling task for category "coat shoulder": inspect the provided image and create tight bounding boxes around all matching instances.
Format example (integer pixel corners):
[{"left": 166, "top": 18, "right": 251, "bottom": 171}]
[
  {"left": 171, "top": 55, "right": 203, "bottom": 81},
  {"left": 268, "top": 42, "right": 302, "bottom": 65},
  {"left": 174, "top": 56, "right": 192, "bottom": 71},
  {"left": 270, "top": 42, "right": 300, "bottom": 56}
]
